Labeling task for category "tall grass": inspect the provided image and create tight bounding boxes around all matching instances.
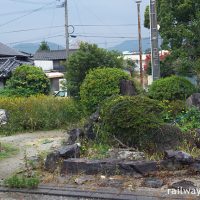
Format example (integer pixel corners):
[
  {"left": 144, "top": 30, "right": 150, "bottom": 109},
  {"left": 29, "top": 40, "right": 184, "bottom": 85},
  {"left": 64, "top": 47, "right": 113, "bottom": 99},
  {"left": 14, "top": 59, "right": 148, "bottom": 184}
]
[{"left": 0, "top": 95, "right": 84, "bottom": 135}]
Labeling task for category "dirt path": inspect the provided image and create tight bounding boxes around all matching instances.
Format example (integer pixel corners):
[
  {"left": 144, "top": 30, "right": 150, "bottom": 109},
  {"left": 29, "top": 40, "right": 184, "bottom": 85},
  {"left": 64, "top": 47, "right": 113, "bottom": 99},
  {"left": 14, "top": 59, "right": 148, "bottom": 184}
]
[{"left": 0, "top": 130, "right": 67, "bottom": 180}]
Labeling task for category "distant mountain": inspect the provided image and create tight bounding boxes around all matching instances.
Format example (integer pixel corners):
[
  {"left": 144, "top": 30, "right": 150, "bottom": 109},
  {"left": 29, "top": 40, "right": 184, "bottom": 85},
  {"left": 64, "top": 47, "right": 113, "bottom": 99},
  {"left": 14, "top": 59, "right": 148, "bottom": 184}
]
[
  {"left": 12, "top": 42, "right": 64, "bottom": 54},
  {"left": 109, "top": 38, "right": 161, "bottom": 53}
]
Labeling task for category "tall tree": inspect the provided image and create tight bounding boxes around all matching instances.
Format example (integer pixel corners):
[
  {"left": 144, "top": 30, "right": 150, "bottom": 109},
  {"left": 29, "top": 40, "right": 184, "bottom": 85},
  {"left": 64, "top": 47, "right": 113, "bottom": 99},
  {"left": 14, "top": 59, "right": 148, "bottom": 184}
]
[
  {"left": 144, "top": 0, "right": 200, "bottom": 77},
  {"left": 37, "top": 41, "right": 50, "bottom": 51},
  {"left": 65, "top": 42, "right": 124, "bottom": 97}
]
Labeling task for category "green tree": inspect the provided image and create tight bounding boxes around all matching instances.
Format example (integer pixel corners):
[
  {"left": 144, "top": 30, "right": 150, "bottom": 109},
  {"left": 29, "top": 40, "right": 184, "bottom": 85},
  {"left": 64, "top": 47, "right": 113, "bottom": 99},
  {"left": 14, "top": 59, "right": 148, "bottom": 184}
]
[
  {"left": 144, "top": 0, "right": 200, "bottom": 77},
  {"left": 37, "top": 41, "right": 50, "bottom": 51},
  {"left": 65, "top": 42, "right": 124, "bottom": 97},
  {"left": 6, "top": 65, "right": 50, "bottom": 95}
]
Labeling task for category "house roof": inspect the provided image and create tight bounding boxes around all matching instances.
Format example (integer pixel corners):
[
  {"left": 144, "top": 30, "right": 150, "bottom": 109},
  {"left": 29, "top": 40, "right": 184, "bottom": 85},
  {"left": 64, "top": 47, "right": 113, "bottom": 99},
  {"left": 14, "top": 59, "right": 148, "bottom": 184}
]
[
  {"left": 0, "top": 57, "right": 32, "bottom": 78},
  {"left": 33, "top": 49, "right": 77, "bottom": 61},
  {"left": 0, "top": 42, "right": 28, "bottom": 57}
]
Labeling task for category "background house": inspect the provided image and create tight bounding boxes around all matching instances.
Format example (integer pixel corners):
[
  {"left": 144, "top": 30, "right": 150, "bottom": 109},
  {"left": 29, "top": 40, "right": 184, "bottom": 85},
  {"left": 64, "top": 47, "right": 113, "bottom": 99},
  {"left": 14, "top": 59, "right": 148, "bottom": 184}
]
[
  {"left": 0, "top": 42, "right": 32, "bottom": 88},
  {"left": 33, "top": 49, "right": 77, "bottom": 92}
]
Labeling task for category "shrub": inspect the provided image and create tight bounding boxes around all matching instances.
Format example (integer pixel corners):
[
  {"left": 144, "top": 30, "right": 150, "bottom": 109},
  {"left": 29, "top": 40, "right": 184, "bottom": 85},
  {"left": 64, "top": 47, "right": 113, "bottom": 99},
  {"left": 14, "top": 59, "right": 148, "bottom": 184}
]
[
  {"left": 6, "top": 65, "right": 50, "bottom": 95},
  {"left": 99, "top": 95, "right": 165, "bottom": 151},
  {"left": 0, "top": 88, "right": 35, "bottom": 97},
  {"left": 65, "top": 42, "right": 124, "bottom": 97},
  {"left": 0, "top": 95, "right": 84, "bottom": 135},
  {"left": 80, "top": 68, "right": 130, "bottom": 113},
  {"left": 148, "top": 76, "right": 196, "bottom": 101}
]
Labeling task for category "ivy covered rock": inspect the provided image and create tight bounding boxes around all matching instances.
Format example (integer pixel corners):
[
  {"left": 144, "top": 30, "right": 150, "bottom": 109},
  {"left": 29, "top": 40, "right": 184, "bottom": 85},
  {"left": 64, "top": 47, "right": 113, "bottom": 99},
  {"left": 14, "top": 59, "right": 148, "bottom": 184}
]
[{"left": 100, "top": 96, "right": 164, "bottom": 151}]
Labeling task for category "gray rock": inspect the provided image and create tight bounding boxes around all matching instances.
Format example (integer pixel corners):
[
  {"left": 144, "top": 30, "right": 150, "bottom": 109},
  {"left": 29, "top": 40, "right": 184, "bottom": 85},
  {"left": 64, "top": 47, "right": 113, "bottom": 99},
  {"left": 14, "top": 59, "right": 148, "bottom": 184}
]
[
  {"left": 84, "top": 122, "right": 96, "bottom": 140},
  {"left": 109, "top": 149, "right": 145, "bottom": 161},
  {"left": 58, "top": 144, "right": 80, "bottom": 159},
  {"left": 89, "top": 110, "right": 100, "bottom": 122},
  {"left": 44, "top": 152, "right": 60, "bottom": 172},
  {"left": 186, "top": 93, "right": 200, "bottom": 110},
  {"left": 143, "top": 178, "right": 164, "bottom": 188},
  {"left": 0, "top": 109, "right": 7, "bottom": 126},
  {"left": 67, "top": 128, "right": 84, "bottom": 145},
  {"left": 190, "top": 161, "right": 200, "bottom": 172},
  {"left": 119, "top": 79, "right": 137, "bottom": 96},
  {"left": 164, "top": 150, "right": 193, "bottom": 164},
  {"left": 170, "top": 180, "right": 196, "bottom": 190},
  {"left": 160, "top": 159, "right": 182, "bottom": 171},
  {"left": 61, "top": 159, "right": 157, "bottom": 176}
]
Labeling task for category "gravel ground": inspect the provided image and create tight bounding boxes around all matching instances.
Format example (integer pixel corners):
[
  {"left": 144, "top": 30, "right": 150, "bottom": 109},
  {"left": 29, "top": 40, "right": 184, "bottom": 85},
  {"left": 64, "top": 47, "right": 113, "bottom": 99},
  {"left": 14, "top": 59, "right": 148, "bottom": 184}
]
[{"left": 0, "top": 130, "right": 67, "bottom": 180}]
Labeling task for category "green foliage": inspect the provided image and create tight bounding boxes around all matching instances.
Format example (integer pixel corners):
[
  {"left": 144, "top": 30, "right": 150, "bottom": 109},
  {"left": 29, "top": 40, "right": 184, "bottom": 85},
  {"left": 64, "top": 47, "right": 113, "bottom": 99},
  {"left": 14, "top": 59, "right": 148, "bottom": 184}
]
[
  {"left": 80, "top": 139, "right": 110, "bottom": 159},
  {"left": 159, "top": 100, "right": 186, "bottom": 122},
  {"left": 65, "top": 42, "right": 124, "bottom": 97},
  {"left": 144, "top": 0, "right": 200, "bottom": 77},
  {"left": 80, "top": 68, "right": 130, "bottom": 113},
  {"left": 148, "top": 76, "right": 196, "bottom": 101},
  {"left": 6, "top": 65, "right": 50, "bottom": 95},
  {"left": 99, "top": 95, "right": 165, "bottom": 151},
  {"left": 0, "top": 95, "right": 84, "bottom": 135},
  {"left": 0, "top": 143, "right": 19, "bottom": 160},
  {"left": 146, "top": 57, "right": 175, "bottom": 78},
  {"left": 0, "top": 88, "right": 36, "bottom": 97},
  {"left": 177, "top": 108, "right": 200, "bottom": 132},
  {"left": 144, "top": 5, "right": 150, "bottom": 29},
  {"left": 5, "top": 175, "right": 39, "bottom": 189},
  {"left": 37, "top": 40, "right": 50, "bottom": 51}
]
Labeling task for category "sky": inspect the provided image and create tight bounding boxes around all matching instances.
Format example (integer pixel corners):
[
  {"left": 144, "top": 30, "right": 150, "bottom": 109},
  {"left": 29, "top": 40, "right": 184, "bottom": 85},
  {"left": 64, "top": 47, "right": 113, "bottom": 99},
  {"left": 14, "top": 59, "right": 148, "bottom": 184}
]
[{"left": 0, "top": 0, "right": 149, "bottom": 49}]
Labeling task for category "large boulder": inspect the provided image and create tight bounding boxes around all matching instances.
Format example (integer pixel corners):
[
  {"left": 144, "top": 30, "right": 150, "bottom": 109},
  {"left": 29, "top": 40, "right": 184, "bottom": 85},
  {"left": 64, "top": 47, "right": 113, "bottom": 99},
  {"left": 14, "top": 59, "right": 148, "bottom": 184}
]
[
  {"left": 61, "top": 159, "right": 157, "bottom": 176},
  {"left": 66, "top": 129, "right": 84, "bottom": 145},
  {"left": 0, "top": 109, "right": 7, "bottom": 126},
  {"left": 186, "top": 93, "right": 200, "bottom": 110},
  {"left": 119, "top": 79, "right": 137, "bottom": 96},
  {"left": 58, "top": 144, "right": 80, "bottom": 159},
  {"left": 44, "top": 152, "right": 60, "bottom": 172},
  {"left": 164, "top": 150, "right": 193, "bottom": 164}
]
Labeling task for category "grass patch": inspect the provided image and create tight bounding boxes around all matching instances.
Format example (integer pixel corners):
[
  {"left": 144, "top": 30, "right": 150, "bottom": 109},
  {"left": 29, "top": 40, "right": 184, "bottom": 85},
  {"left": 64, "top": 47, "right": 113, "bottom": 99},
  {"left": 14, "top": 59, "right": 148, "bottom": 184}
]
[
  {"left": 4, "top": 175, "right": 39, "bottom": 189},
  {"left": 0, "top": 143, "right": 19, "bottom": 160}
]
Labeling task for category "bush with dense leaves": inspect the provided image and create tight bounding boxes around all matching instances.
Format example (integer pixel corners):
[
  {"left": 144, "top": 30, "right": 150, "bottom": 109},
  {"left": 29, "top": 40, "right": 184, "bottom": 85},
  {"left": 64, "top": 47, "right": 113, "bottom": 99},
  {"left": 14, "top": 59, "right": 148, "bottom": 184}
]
[
  {"left": 65, "top": 42, "right": 124, "bottom": 97},
  {"left": 0, "top": 95, "right": 83, "bottom": 135},
  {"left": 99, "top": 95, "right": 167, "bottom": 151},
  {"left": 148, "top": 76, "right": 196, "bottom": 101},
  {"left": 6, "top": 65, "right": 50, "bottom": 95},
  {"left": 0, "top": 88, "right": 35, "bottom": 97},
  {"left": 80, "top": 68, "right": 130, "bottom": 113}
]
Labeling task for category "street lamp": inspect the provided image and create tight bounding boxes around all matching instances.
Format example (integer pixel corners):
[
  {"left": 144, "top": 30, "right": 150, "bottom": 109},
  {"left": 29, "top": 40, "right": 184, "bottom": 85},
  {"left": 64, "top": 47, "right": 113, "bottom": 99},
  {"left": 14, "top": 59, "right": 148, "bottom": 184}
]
[{"left": 135, "top": 0, "right": 143, "bottom": 87}]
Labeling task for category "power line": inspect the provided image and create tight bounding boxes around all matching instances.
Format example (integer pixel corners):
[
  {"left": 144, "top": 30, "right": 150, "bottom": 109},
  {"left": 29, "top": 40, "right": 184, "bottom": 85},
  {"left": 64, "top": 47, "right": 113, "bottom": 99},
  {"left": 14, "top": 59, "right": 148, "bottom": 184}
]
[
  {"left": 8, "top": 0, "right": 48, "bottom": 5},
  {"left": 7, "top": 34, "right": 65, "bottom": 45},
  {"left": 0, "top": 1, "right": 55, "bottom": 27},
  {"left": 71, "top": 34, "right": 150, "bottom": 39},
  {"left": 0, "top": 25, "right": 64, "bottom": 35},
  {"left": 0, "top": 24, "right": 144, "bottom": 35},
  {"left": 0, "top": 7, "right": 56, "bottom": 17}
]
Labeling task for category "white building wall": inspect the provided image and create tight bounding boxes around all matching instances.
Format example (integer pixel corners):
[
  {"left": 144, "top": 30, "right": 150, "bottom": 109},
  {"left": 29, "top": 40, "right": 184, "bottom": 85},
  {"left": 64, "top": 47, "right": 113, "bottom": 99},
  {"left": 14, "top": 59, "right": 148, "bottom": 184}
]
[{"left": 34, "top": 60, "right": 53, "bottom": 71}]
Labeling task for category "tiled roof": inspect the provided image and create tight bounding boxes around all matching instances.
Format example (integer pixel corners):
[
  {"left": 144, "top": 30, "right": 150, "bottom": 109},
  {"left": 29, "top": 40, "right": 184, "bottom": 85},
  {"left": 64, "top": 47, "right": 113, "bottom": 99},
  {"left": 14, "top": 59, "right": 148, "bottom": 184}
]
[
  {"left": 33, "top": 49, "right": 77, "bottom": 61},
  {"left": 0, "top": 57, "right": 32, "bottom": 78},
  {"left": 0, "top": 42, "right": 28, "bottom": 57}
]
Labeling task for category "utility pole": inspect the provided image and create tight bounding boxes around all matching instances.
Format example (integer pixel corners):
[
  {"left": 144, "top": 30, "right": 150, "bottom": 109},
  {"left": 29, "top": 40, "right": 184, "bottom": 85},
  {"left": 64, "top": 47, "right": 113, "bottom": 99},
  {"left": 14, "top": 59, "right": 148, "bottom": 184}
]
[
  {"left": 136, "top": 0, "right": 143, "bottom": 87},
  {"left": 149, "top": 0, "right": 160, "bottom": 81},
  {"left": 64, "top": 0, "right": 69, "bottom": 60}
]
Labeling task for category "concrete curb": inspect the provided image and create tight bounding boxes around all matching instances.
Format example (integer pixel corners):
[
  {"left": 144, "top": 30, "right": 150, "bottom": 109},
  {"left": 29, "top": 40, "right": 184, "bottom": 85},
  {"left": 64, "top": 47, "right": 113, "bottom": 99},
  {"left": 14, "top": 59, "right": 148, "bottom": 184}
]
[{"left": 0, "top": 185, "right": 197, "bottom": 200}]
